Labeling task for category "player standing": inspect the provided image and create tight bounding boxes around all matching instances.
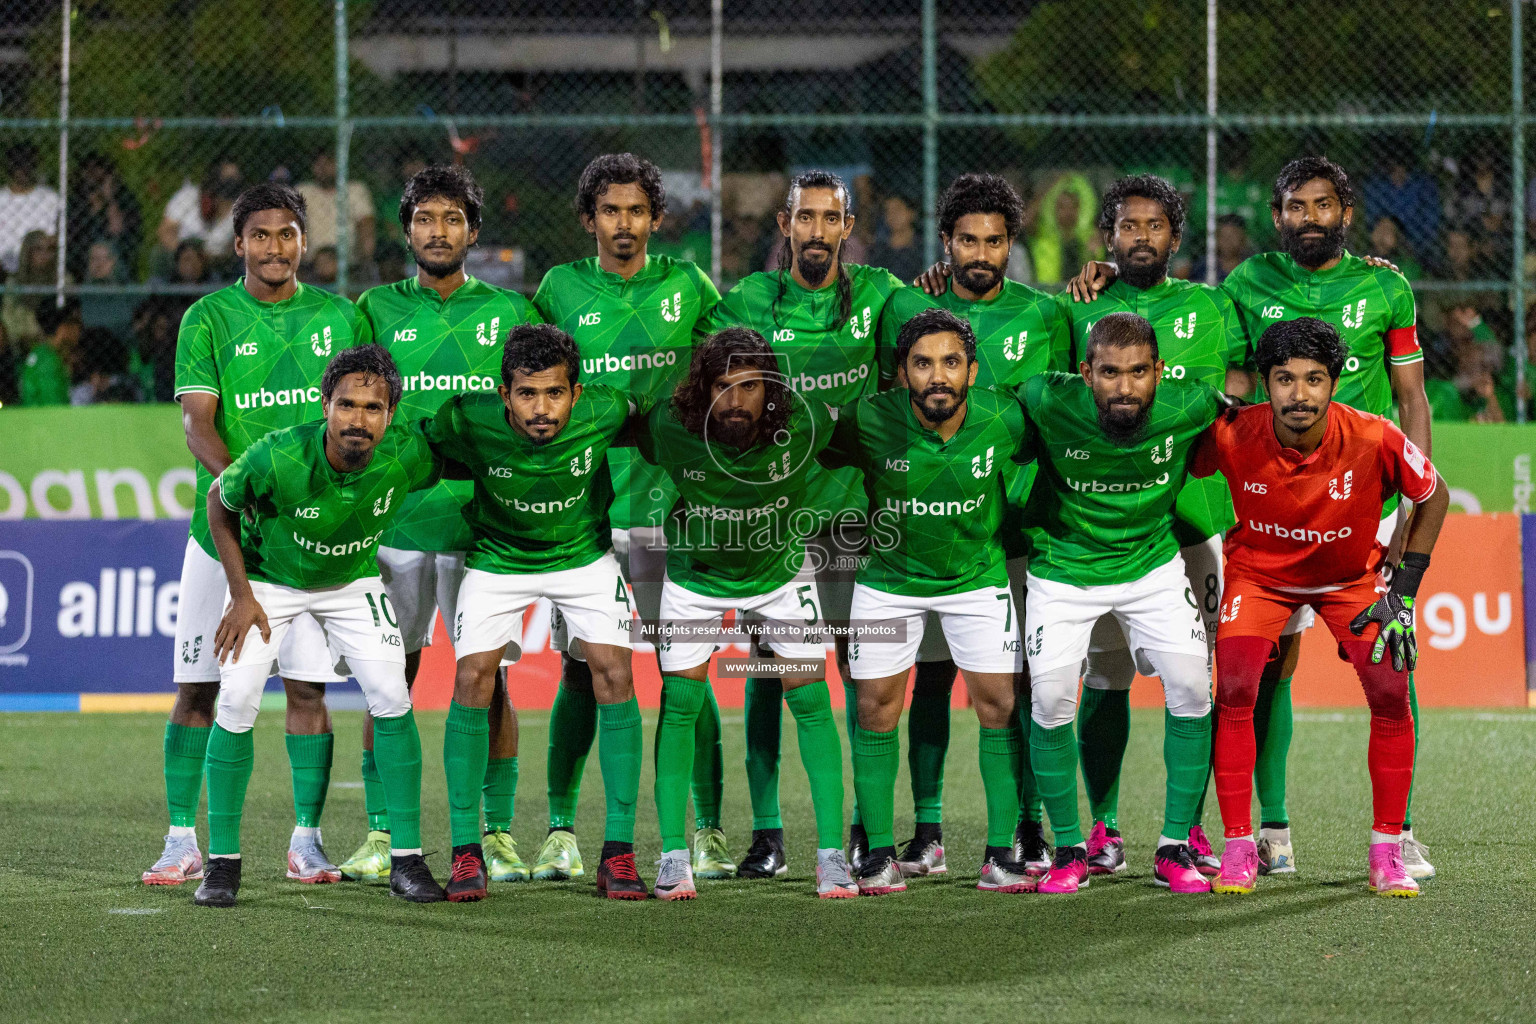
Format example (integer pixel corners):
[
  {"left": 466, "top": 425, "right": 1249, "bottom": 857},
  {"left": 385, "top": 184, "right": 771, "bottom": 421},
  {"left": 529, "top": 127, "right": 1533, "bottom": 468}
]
[
  {"left": 1194, "top": 317, "right": 1446, "bottom": 897},
  {"left": 532, "top": 153, "right": 733, "bottom": 882},
  {"left": 422, "top": 324, "right": 645, "bottom": 901},
  {"left": 636, "top": 328, "right": 857, "bottom": 900},
  {"left": 146, "top": 184, "right": 367, "bottom": 888},
  {"left": 825, "top": 308, "right": 1032, "bottom": 895},
  {"left": 340, "top": 165, "right": 541, "bottom": 886},
  {"left": 194, "top": 346, "right": 446, "bottom": 907},
  {"left": 709, "top": 170, "right": 905, "bottom": 878},
  {"left": 1016, "top": 313, "right": 1221, "bottom": 896}
]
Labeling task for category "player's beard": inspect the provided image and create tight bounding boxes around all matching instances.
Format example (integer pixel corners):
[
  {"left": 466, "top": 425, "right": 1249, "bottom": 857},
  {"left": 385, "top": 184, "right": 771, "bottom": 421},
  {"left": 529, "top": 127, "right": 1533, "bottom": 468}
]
[
  {"left": 1116, "top": 244, "right": 1169, "bottom": 290},
  {"left": 709, "top": 409, "right": 760, "bottom": 449},
  {"left": 794, "top": 239, "right": 837, "bottom": 287},
  {"left": 953, "top": 258, "right": 1005, "bottom": 296},
  {"left": 916, "top": 381, "right": 967, "bottom": 425},
  {"left": 521, "top": 417, "right": 561, "bottom": 446},
  {"left": 332, "top": 428, "right": 375, "bottom": 469},
  {"left": 413, "top": 241, "right": 466, "bottom": 279},
  {"left": 1095, "top": 392, "right": 1155, "bottom": 446},
  {"left": 1280, "top": 220, "right": 1345, "bottom": 268}
]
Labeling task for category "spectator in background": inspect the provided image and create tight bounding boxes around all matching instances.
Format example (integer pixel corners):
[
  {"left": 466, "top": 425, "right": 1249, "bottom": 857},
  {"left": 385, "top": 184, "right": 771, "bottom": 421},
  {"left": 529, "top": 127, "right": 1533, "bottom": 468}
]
[
  {"left": 20, "top": 299, "right": 79, "bottom": 406},
  {"left": 1190, "top": 213, "right": 1255, "bottom": 284},
  {"left": 1362, "top": 151, "right": 1440, "bottom": 260},
  {"left": 0, "top": 143, "right": 60, "bottom": 275},
  {"left": 297, "top": 149, "right": 375, "bottom": 273},
  {"left": 301, "top": 246, "right": 340, "bottom": 289},
  {"left": 157, "top": 158, "right": 243, "bottom": 274},
  {"left": 130, "top": 297, "right": 179, "bottom": 402},
  {"left": 169, "top": 238, "right": 214, "bottom": 287},
  {"left": 867, "top": 193, "right": 924, "bottom": 284},
  {"left": 1367, "top": 215, "right": 1423, "bottom": 282},
  {"left": 1443, "top": 304, "right": 1512, "bottom": 423},
  {"left": 2, "top": 229, "right": 65, "bottom": 347},
  {"left": 67, "top": 152, "right": 142, "bottom": 280},
  {"left": 70, "top": 326, "right": 142, "bottom": 405},
  {"left": 80, "top": 240, "right": 136, "bottom": 343},
  {"left": 1445, "top": 155, "right": 1510, "bottom": 277},
  {"left": 1028, "top": 171, "right": 1101, "bottom": 285}
]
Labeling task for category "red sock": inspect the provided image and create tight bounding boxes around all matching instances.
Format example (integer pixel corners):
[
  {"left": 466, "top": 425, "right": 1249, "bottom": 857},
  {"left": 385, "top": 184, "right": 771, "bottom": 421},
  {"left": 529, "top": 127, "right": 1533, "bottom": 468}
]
[
  {"left": 1214, "top": 707, "right": 1256, "bottom": 839},
  {"left": 1368, "top": 714, "right": 1415, "bottom": 835}
]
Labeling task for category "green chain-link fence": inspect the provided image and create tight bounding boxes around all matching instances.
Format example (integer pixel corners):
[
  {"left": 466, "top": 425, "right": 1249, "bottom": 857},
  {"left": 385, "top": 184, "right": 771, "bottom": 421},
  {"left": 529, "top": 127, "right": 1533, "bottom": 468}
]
[{"left": 0, "top": 0, "right": 1529, "bottom": 421}]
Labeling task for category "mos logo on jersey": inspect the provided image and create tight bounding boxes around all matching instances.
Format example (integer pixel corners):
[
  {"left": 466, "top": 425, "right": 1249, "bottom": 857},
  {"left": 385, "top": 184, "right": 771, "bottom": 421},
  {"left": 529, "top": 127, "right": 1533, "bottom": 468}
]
[
  {"left": 660, "top": 292, "right": 683, "bottom": 323},
  {"left": 1262, "top": 305, "right": 1285, "bottom": 319},
  {"left": 475, "top": 317, "right": 501, "bottom": 347},
  {"left": 1002, "top": 333, "right": 1028, "bottom": 361},
  {"left": 970, "top": 446, "right": 995, "bottom": 479},
  {"left": 848, "top": 306, "right": 873, "bottom": 341},
  {"left": 1149, "top": 434, "right": 1175, "bottom": 465},
  {"left": 570, "top": 446, "right": 594, "bottom": 477},
  {"left": 394, "top": 328, "right": 417, "bottom": 343},
  {"left": 1342, "top": 299, "right": 1368, "bottom": 329},
  {"left": 1173, "top": 312, "right": 1197, "bottom": 339},
  {"left": 311, "top": 325, "right": 333, "bottom": 358},
  {"left": 234, "top": 340, "right": 258, "bottom": 357}
]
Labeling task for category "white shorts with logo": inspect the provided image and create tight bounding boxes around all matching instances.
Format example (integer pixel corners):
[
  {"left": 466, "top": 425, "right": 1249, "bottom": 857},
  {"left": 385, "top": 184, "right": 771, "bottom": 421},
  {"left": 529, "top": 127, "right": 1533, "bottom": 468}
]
[
  {"left": 377, "top": 546, "right": 467, "bottom": 653},
  {"left": 1024, "top": 555, "right": 1210, "bottom": 676},
  {"left": 916, "top": 556, "right": 1028, "bottom": 663},
  {"left": 173, "top": 536, "right": 342, "bottom": 684},
  {"left": 455, "top": 552, "right": 634, "bottom": 667},
  {"left": 215, "top": 576, "right": 409, "bottom": 732},
  {"left": 848, "top": 581, "right": 1022, "bottom": 679},
  {"left": 657, "top": 576, "right": 827, "bottom": 673},
  {"left": 551, "top": 527, "right": 666, "bottom": 657}
]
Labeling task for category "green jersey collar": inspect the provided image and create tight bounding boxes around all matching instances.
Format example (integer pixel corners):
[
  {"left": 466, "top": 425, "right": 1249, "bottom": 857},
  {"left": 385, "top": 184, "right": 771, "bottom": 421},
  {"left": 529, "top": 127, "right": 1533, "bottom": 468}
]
[
  {"left": 1105, "top": 275, "right": 1182, "bottom": 302},
  {"left": 1277, "top": 249, "right": 1358, "bottom": 281},
  {"left": 593, "top": 252, "right": 658, "bottom": 287},
  {"left": 902, "top": 389, "right": 970, "bottom": 446},
  {"left": 402, "top": 273, "right": 480, "bottom": 306},
  {"left": 234, "top": 278, "right": 311, "bottom": 310}
]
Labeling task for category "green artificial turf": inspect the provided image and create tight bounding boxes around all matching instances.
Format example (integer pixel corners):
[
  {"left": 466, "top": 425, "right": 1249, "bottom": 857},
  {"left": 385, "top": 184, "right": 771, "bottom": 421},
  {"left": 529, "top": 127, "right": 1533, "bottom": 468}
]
[{"left": 2, "top": 708, "right": 1533, "bottom": 1023}]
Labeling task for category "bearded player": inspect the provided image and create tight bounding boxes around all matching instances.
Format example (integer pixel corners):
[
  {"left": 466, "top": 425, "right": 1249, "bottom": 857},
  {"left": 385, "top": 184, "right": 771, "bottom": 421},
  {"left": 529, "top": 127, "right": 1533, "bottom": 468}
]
[
  {"left": 148, "top": 183, "right": 367, "bottom": 888},
  {"left": 1194, "top": 317, "right": 1446, "bottom": 897},
  {"left": 532, "top": 153, "right": 732, "bottom": 883},
  {"left": 342, "top": 164, "right": 542, "bottom": 885}
]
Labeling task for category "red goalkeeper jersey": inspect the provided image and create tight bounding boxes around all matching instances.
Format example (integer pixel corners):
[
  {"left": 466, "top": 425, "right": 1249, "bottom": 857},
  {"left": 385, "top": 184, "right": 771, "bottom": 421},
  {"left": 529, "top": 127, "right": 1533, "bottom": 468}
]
[{"left": 1190, "top": 402, "right": 1438, "bottom": 591}]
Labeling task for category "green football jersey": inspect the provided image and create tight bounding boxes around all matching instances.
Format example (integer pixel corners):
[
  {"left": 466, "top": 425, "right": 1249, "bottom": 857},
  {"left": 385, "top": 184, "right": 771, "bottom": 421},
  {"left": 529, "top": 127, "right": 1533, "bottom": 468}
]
[
  {"left": 357, "top": 275, "right": 542, "bottom": 553},
  {"left": 822, "top": 387, "right": 1022, "bottom": 597},
  {"left": 1016, "top": 372, "right": 1222, "bottom": 587},
  {"left": 422, "top": 384, "right": 630, "bottom": 575},
  {"left": 174, "top": 280, "right": 369, "bottom": 558},
  {"left": 217, "top": 421, "right": 441, "bottom": 591},
  {"left": 634, "top": 398, "right": 836, "bottom": 599},
  {"left": 1222, "top": 250, "right": 1421, "bottom": 417},
  {"left": 710, "top": 264, "right": 908, "bottom": 522},
  {"left": 534, "top": 254, "right": 720, "bottom": 532},
  {"left": 1061, "top": 277, "right": 1244, "bottom": 545}
]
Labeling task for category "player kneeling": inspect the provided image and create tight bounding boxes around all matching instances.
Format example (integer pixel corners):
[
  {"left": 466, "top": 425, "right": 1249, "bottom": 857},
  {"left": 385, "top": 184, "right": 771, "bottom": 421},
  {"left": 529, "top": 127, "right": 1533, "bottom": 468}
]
[
  {"left": 196, "top": 346, "right": 447, "bottom": 907},
  {"left": 1193, "top": 317, "right": 1447, "bottom": 898},
  {"left": 823, "top": 309, "right": 1034, "bottom": 895}
]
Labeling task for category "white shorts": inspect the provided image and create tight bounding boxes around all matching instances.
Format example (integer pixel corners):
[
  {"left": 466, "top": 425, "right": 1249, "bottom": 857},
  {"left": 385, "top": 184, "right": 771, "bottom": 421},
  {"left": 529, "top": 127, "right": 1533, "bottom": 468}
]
[
  {"left": 551, "top": 527, "right": 665, "bottom": 657},
  {"left": 808, "top": 524, "right": 867, "bottom": 634},
  {"left": 377, "top": 546, "right": 466, "bottom": 653},
  {"left": 1024, "top": 555, "right": 1210, "bottom": 676},
  {"left": 657, "top": 576, "right": 827, "bottom": 673},
  {"left": 173, "top": 536, "right": 341, "bottom": 684},
  {"left": 216, "top": 576, "right": 409, "bottom": 732},
  {"left": 455, "top": 552, "right": 635, "bottom": 666},
  {"left": 848, "top": 582, "right": 1022, "bottom": 679},
  {"left": 916, "top": 557, "right": 1027, "bottom": 663}
]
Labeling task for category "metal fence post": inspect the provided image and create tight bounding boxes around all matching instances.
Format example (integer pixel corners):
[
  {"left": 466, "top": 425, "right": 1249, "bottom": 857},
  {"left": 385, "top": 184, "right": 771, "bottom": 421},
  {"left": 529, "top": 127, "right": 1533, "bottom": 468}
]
[
  {"left": 1205, "top": 0, "right": 1218, "bottom": 287},
  {"left": 54, "top": 0, "right": 71, "bottom": 309},
  {"left": 1513, "top": 0, "right": 1526, "bottom": 423},
  {"left": 921, "top": 0, "right": 937, "bottom": 266},
  {"left": 334, "top": 0, "right": 350, "bottom": 297}
]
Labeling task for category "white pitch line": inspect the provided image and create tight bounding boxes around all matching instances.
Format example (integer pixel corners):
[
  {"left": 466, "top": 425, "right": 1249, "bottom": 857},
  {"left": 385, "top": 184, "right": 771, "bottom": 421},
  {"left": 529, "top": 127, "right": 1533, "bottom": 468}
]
[{"left": 109, "top": 908, "right": 164, "bottom": 915}]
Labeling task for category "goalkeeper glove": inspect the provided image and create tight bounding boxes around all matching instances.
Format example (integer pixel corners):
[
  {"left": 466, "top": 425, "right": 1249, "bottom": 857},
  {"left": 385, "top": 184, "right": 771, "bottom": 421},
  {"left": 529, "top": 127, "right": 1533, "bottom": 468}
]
[{"left": 1349, "top": 552, "right": 1431, "bottom": 672}]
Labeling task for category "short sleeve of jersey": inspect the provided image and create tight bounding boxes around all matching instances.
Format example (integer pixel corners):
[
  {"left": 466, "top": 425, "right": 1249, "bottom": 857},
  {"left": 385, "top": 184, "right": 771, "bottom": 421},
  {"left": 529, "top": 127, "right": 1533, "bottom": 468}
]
[
  {"left": 217, "top": 437, "right": 273, "bottom": 513},
  {"left": 1219, "top": 261, "right": 1263, "bottom": 364},
  {"left": 1379, "top": 420, "right": 1437, "bottom": 504},
  {"left": 423, "top": 396, "right": 469, "bottom": 464},
  {"left": 1213, "top": 287, "right": 1248, "bottom": 370},
  {"left": 403, "top": 427, "right": 445, "bottom": 491},
  {"left": 687, "top": 262, "right": 724, "bottom": 342},
  {"left": 804, "top": 399, "right": 838, "bottom": 457},
  {"left": 173, "top": 301, "right": 218, "bottom": 399},
  {"left": 876, "top": 287, "right": 939, "bottom": 385},
  {"left": 349, "top": 300, "right": 375, "bottom": 347},
  {"left": 818, "top": 399, "right": 866, "bottom": 470},
  {"left": 585, "top": 383, "right": 633, "bottom": 435},
  {"left": 1383, "top": 272, "right": 1421, "bottom": 364},
  {"left": 1010, "top": 377, "right": 1044, "bottom": 464},
  {"left": 1189, "top": 419, "right": 1228, "bottom": 479},
  {"left": 1044, "top": 295, "right": 1075, "bottom": 372}
]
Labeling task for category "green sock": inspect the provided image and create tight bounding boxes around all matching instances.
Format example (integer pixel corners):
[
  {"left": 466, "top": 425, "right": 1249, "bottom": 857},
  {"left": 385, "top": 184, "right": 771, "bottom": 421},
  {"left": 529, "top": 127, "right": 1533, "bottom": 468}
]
[
  {"left": 361, "top": 748, "right": 389, "bottom": 832},
  {"left": 1405, "top": 671, "right": 1420, "bottom": 831},
  {"left": 1076, "top": 686, "right": 1129, "bottom": 829},
  {"left": 285, "top": 732, "right": 333, "bottom": 829},
  {"left": 372, "top": 711, "right": 424, "bottom": 850},
  {"left": 908, "top": 662, "right": 953, "bottom": 825},
  {"left": 483, "top": 757, "right": 518, "bottom": 832},
  {"left": 163, "top": 722, "right": 210, "bottom": 829},
  {"left": 443, "top": 701, "right": 489, "bottom": 847},
  {"left": 1031, "top": 720, "right": 1083, "bottom": 847},
  {"left": 1162, "top": 711, "right": 1212, "bottom": 842},
  {"left": 1254, "top": 675, "right": 1294, "bottom": 826},
  {"left": 852, "top": 726, "right": 899, "bottom": 849},
  {"left": 842, "top": 680, "right": 862, "bottom": 827},
  {"left": 655, "top": 675, "right": 708, "bottom": 852},
  {"left": 744, "top": 676, "right": 784, "bottom": 830},
  {"left": 1016, "top": 702, "right": 1043, "bottom": 823},
  {"left": 546, "top": 673, "right": 597, "bottom": 830},
  {"left": 205, "top": 725, "right": 255, "bottom": 857},
  {"left": 979, "top": 725, "right": 1025, "bottom": 848},
  {"left": 597, "top": 698, "right": 642, "bottom": 844},
  {"left": 784, "top": 682, "right": 845, "bottom": 850},
  {"left": 691, "top": 686, "right": 724, "bottom": 830}
]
